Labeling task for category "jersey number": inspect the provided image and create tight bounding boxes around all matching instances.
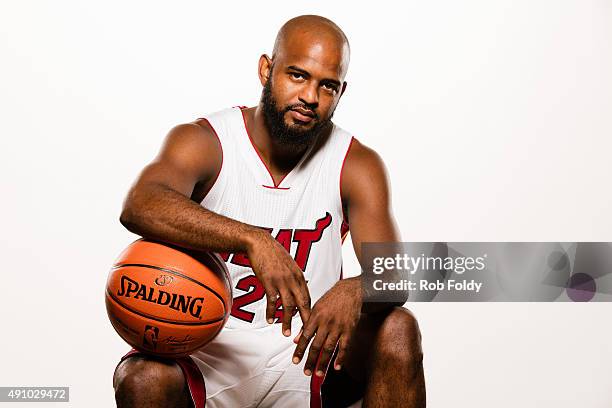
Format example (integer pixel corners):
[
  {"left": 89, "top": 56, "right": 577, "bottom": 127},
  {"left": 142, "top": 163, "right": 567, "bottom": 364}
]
[
  {"left": 230, "top": 275, "right": 297, "bottom": 323},
  {"left": 227, "top": 213, "right": 333, "bottom": 323}
]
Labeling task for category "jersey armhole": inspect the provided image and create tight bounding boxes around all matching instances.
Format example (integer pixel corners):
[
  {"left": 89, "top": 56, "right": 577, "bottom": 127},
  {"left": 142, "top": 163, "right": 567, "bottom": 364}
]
[{"left": 339, "top": 136, "right": 356, "bottom": 241}]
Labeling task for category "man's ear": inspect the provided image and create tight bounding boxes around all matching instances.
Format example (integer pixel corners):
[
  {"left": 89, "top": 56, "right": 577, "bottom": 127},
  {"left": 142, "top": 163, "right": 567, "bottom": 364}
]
[
  {"left": 340, "top": 81, "right": 348, "bottom": 97},
  {"left": 258, "top": 54, "right": 273, "bottom": 87}
]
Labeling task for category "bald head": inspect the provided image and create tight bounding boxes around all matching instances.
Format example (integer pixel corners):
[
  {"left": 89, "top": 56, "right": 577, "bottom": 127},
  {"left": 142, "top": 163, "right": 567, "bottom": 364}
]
[
  {"left": 256, "top": 16, "right": 350, "bottom": 147},
  {"left": 272, "top": 15, "right": 350, "bottom": 79}
]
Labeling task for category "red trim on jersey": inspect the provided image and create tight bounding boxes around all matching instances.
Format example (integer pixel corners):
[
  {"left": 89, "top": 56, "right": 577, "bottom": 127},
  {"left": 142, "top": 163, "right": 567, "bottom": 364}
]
[
  {"left": 116, "top": 349, "right": 206, "bottom": 407},
  {"left": 339, "top": 136, "right": 355, "bottom": 238},
  {"left": 262, "top": 184, "right": 291, "bottom": 190},
  {"left": 340, "top": 220, "right": 350, "bottom": 243},
  {"left": 239, "top": 107, "right": 290, "bottom": 188},
  {"left": 196, "top": 118, "right": 223, "bottom": 201}
]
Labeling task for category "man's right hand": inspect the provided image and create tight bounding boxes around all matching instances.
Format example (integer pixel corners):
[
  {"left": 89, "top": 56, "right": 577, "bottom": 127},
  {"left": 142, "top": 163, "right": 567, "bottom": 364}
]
[{"left": 246, "top": 230, "right": 311, "bottom": 336}]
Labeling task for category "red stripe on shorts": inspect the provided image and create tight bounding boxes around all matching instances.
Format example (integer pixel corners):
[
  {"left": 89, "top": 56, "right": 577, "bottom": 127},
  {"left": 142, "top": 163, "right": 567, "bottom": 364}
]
[{"left": 309, "top": 345, "right": 338, "bottom": 408}]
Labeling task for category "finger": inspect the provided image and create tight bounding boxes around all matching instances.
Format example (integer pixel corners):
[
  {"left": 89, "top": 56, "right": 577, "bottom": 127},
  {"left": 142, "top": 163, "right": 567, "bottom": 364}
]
[
  {"left": 293, "top": 327, "right": 303, "bottom": 344},
  {"left": 334, "top": 335, "right": 350, "bottom": 370},
  {"left": 304, "top": 330, "right": 328, "bottom": 376},
  {"left": 315, "top": 332, "right": 339, "bottom": 377},
  {"left": 294, "top": 281, "right": 311, "bottom": 325},
  {"left": 279, "top": 288, "right": 296, "bottom": 336},
  {"left": 293, "top": 320, "right": 317, "bottom": 365},
  {"left": 265, "top": 288, "right": 279, "bottom": 324}
]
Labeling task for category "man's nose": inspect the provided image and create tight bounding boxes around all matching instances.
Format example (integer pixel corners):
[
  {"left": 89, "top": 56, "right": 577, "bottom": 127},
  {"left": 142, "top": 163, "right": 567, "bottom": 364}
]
[{"left": 298, "top": 82, "right": 319, "bottom": 108}]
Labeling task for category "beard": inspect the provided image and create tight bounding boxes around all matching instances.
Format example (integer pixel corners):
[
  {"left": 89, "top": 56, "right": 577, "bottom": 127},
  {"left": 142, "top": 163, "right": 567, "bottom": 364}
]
[{"left": 261, "top": 78, "right": 333, "bottom": 150}]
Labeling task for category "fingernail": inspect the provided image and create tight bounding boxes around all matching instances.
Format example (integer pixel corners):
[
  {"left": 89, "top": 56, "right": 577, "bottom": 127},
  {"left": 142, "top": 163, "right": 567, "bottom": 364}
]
[
  {"left": 335, "top": 364, "right": 341, "bottom": 370},
  {"left": 267, "top": 318, "right": 273, "bottom": 324},
  {"left": 304, "top": 369, "right": 312, "bottom": 376},
  {"left": 293, "top": 357, "right": 300, "bottom": 364},
  {"left": 284, "top": 329, "right": 291, "bottom": 336},
  {"left": 316, "top": 370, "right": 324, "bottom": 377}
]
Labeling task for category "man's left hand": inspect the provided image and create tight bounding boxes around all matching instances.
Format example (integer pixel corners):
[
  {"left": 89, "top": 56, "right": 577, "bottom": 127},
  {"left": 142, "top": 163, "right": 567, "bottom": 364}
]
[{"left": 292, "top": 277, "right": 362, "bottom": 376}]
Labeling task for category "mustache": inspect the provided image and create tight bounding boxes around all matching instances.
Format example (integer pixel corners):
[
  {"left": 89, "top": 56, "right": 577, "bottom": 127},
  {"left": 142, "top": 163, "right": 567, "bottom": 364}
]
[{"left": 284, "top": 104, "right": 318, "bottom": 120}]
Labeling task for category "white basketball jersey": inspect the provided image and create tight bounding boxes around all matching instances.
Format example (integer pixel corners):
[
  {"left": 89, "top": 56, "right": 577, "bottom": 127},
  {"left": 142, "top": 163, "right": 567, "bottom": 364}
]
[{"left": 200, "top": 106, "right": 354, "bottom": 329}]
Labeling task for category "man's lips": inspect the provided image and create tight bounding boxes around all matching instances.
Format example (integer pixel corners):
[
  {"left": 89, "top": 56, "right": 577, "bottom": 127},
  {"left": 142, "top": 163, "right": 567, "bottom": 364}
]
[{"left": 289, "top": 108, "right": 315, "bottom": 123}]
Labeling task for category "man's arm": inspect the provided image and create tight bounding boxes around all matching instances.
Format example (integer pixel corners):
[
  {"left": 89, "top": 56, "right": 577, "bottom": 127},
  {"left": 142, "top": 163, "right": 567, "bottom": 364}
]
[
  {"left": 120, "top": 121, "right": 243, "bottom": 252},
  {"left": 293, "top": 138, "right": 403, "bottom": 375},
  {"left": 120, "top": 121, "right": 311, "bottom": 334},
  {"left": 342, "top": 138, "right": 400, "bottom": 256},
  {"left": 341, "top": 138, "right": 406, "bottom": 311}
]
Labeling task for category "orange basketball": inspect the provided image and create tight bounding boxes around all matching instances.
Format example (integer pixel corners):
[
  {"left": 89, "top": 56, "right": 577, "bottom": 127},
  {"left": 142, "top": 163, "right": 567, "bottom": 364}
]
[{"left": 105, "top": 238, "right": 232, "bottom": 357}]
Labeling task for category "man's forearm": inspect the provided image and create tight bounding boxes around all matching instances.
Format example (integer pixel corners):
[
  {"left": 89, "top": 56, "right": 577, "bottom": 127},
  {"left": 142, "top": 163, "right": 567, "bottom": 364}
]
[{"left": 119, "top": 183, "right": 262, "bottom": 253}]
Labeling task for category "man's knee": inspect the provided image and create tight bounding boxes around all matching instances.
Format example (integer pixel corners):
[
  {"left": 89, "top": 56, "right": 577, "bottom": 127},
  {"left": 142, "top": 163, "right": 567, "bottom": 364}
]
[
  {"left": 114, "top": 356, "right": 190, "bottom": 407},
  {"left": 375, "top": 307, "right": 423, "bottom": 367}
]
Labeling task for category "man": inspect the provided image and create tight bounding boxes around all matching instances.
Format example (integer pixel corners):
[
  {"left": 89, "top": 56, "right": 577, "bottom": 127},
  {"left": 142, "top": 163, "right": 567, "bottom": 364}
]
[{"left": 114, "top": 15, "right": 425, "bottom": 408}]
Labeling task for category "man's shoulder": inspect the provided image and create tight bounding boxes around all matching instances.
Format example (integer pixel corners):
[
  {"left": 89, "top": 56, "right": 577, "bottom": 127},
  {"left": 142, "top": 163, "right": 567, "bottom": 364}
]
[
  {"left": 346, "top": 138, "right": 383, "bottom": 165},
  {"left": 328, "top": 122, "right": 383, "bottom": 169},
  {"left": 340, "top": 135, "right": 389, "bottom": 202}
]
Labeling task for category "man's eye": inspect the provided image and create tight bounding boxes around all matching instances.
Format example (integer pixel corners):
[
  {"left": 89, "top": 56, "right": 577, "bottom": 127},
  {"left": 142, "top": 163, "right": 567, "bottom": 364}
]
[
  {"left": 322, "top": 83, "right": 338, "bottom": 92},
  {"left": 290, "top": 72, "right": 304, "bottom": 80}
]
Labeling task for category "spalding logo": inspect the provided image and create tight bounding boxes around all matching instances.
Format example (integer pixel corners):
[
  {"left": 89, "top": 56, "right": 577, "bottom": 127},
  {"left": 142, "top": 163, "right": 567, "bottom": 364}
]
[{"left": 117, "top": 275, "right": 204, "bottom": 319}]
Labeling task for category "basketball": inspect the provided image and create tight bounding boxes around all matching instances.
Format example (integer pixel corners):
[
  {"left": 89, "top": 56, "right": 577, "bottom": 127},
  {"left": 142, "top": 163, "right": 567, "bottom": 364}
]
[{"left": 106, "top": 238, "right": 232, "bottom": 357}]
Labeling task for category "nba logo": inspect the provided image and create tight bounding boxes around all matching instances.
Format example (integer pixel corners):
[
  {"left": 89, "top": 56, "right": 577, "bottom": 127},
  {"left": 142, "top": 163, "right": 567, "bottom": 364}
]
[{"left": 143, "top": 325, "right": 159, "bottom": 350}]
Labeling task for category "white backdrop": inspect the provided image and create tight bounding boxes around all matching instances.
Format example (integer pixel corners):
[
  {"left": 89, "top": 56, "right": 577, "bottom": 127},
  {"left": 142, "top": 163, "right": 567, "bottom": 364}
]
[{"left": 1, "top": 1, "right": 611, "bottom": 407}]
